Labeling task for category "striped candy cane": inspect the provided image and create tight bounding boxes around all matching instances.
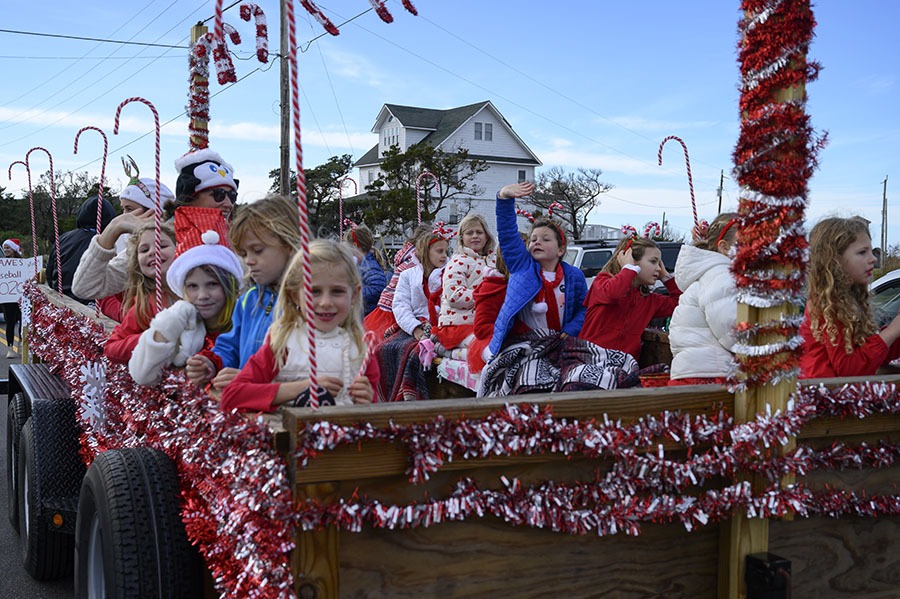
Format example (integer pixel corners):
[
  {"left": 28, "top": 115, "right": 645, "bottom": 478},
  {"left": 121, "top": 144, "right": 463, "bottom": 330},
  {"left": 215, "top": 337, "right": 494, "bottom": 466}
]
[
  {"left": 74, "top": 126, "right": 109, "bottom": 317},
  {"left": 516, "top": 206, "right": 534, "bottom": 223},
  {"left": 26, "top": 147, "right": 61, "bottom": 294},
  {"left": 113, "top": 97, "right": 163, "bottom": 314},
  {"left": 621, "top": 224, "right": 638, "bottom": 238},
  {"left": 658, "top": 135, "right": 698, "bottom": 228},
  {"left": 300, "top": 0, "right": 339, "bottom": 35},
  {"left": 286, "top": 0, "right": 319, "bottom": 408},
  {"left": 338, "top": 177, "right": 358, "bottom": 238},
  {"left": 547, "top": 201, "right": 564, "bottom": 218},
  {"left": 239, "top": 3, "right": 269, "bottom": 62},
  {"left": 416, "top": 170, "right": 439, "bottom": 226},
  {"left": 8, "top": 161, "right": 38, "bottom": 277},
  {"left": 644, "top": 222, "right": 662, "bottom": 239},
  {"left": 213, "top": 0, "right": 224, "bottom": 43},
  {"left": 357, "top": 331, "right": 378, "bottom": 378}
]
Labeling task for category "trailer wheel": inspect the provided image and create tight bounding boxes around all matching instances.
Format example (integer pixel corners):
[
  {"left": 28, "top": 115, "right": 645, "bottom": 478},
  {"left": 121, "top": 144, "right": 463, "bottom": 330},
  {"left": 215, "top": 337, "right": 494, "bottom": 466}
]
[
  {"left": 7, "top": 392, "right": 27, "bottom": 531},
  {"left": 75, "top": 447, "right": 202, "bottom": 599},
  {"left": 18, "top": 417, "right": 75, "bottom": 579}
]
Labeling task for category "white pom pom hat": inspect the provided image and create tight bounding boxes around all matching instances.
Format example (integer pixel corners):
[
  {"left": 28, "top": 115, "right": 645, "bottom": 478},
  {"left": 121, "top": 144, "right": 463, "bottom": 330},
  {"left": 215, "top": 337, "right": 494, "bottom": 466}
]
[
  {"left": 165, "top": 206, "right": 243, "bottom": 297},
  {"left": 120, "top": 177, "right": 175, "bottom": 211}
]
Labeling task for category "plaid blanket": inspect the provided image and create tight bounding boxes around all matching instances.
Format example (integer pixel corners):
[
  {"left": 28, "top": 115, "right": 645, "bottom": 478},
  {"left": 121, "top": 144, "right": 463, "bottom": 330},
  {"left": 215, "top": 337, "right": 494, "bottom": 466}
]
[
  {"left": 376, "top": 330, "right": 431, "bottom": 402},
  {"left": 478, "top": 330, "right": 638, "bottom": 397}
]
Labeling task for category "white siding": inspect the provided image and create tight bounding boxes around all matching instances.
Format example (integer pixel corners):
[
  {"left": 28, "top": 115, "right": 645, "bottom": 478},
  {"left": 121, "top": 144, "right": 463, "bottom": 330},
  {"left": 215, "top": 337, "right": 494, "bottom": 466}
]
[{"left": 439, "top": 107, "right": 532, "bottom": 160}]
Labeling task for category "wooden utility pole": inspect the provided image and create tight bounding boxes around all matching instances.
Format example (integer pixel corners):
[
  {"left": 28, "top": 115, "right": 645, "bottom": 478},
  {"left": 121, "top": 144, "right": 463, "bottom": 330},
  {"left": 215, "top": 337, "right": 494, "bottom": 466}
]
[
  {"left": 717, "top": 170, "right": 725, "bottom": 214},
  {"left": 189, "top": 22, "right": 209, "bottom": 150},
  {"left": 279, "top": 0, "right": 291, "bottom": 195},
  {"left": 881, "top": 175, "right": 888, "bottom": 258}
]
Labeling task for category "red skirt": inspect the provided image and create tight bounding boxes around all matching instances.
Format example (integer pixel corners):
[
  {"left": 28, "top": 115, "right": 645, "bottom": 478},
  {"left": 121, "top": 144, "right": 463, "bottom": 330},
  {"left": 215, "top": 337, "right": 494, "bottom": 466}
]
[
  {"left": 466, "top": 336, "right": 490, "bottom": 374},
  {"left": 364, "top": 307, "right": 397, "bottom": 342},
  {"left": 435, "top": 323, "right": 474, "bottom": 350}
]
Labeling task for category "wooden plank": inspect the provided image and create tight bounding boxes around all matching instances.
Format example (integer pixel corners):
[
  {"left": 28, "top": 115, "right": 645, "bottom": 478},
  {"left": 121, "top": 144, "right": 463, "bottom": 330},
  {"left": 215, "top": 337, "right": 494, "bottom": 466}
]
[{"left": 294, "top": 483, "right": 340, "bottom": 599}]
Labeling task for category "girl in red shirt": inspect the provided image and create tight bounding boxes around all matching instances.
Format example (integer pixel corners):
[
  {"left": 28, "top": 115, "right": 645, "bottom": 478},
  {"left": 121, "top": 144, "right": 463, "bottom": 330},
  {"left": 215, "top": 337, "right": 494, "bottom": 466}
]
[
  {"left": 580, "top": 235, "right": 681, "bottom": 360},
  {"left": 800, "top": 217, "right": 900, "bottom": 378}
]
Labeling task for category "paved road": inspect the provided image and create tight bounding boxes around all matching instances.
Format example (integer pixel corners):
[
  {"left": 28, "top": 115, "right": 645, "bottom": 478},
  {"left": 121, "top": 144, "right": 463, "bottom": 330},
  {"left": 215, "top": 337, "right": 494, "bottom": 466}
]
[{"left": 1, "top": 353, "right": 73, "bottom": 599}]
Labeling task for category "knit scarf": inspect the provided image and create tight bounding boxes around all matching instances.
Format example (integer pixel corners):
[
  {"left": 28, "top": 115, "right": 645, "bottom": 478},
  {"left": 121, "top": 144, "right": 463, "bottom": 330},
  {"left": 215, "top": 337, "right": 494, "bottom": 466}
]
[{"left": 537, "top": 264, "right": 564, "bottom": 331}]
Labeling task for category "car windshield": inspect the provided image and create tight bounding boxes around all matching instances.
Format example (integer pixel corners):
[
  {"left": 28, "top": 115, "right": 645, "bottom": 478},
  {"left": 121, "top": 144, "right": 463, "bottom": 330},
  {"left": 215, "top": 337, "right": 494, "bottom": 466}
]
[{"left": 872, "top": 281, "right": 900, "bottom": 328}]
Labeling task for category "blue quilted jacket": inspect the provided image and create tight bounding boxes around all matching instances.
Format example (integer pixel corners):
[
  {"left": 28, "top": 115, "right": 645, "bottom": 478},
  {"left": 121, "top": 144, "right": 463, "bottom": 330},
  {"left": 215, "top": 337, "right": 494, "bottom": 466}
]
[
  {"left": 488, "top": 196, "right": 587, "bottom": 355},
  {"left": 359, "top": 251, "right": 387, "bottom": 315}
]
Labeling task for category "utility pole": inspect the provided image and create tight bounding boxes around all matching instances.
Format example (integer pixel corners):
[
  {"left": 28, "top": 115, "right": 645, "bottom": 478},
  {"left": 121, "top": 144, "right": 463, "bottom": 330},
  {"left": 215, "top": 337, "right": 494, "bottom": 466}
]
[
  {"left": 279, "top": 0, "right": 291, "bottom": 196},
  {"left": 661, "top": 211, "right": 666, "bottom": 238},
  {"left": 882, "top": 176, "right": 889, "bottom": 260},
  {"left": 717, "top": 169, "right": 725, "bottom": 214}
]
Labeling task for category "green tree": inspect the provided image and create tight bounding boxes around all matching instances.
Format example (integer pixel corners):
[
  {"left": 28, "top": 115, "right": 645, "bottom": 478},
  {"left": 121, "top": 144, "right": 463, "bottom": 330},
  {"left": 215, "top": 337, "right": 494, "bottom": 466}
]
[
  {"left": 363, "top": 143, "right": 488, "bottom": 236},
  {"left": 269, "top": 154, "right": 353, "bottom": 236},
  {"left": 533, "top": 166, "right": 614, "bottom": 241}
]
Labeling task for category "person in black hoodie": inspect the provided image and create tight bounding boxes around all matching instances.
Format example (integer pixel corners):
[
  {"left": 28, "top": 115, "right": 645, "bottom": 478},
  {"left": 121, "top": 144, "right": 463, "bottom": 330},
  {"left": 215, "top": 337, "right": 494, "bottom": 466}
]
[{"left": 46, "top": 194, "right": 117, "bottom": 303}]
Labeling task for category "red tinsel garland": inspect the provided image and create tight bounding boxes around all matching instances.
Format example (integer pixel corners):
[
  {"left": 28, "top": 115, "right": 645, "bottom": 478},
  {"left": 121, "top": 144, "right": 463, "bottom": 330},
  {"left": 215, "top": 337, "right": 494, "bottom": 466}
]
[{"left": 24, "top": 283, "right": 297, "bottom": 599}]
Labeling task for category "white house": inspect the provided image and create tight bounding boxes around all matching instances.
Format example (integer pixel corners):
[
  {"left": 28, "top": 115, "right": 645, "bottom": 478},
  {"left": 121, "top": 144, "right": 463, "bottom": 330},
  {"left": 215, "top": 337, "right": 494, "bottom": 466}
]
[{"left": 354, "top": 101, "right": 542, "bottom": 235}]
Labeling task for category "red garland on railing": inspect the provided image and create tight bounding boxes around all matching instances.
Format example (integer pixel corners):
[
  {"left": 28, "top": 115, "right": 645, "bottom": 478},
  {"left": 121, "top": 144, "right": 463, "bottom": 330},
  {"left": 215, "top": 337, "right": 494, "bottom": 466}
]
[
  {"left": 23, "top": 282, "right": 297, "bottom": 599},
  {"left": 731, "top": 0, "right": 827, "bottom": 389}
]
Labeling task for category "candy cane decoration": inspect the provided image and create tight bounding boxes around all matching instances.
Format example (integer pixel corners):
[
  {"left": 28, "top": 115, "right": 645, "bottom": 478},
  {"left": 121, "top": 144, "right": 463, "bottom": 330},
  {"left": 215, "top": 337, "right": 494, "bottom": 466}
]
[
  {"left": 213, "top": 0, "right": 224, "bottom": 45},
  {"left": 621, "top": 224, "right": 638, "bottom": 239},
  {"left": 416, "top": 170, "right": 439, "bottom": 226},
  {"left": 300, "top": 0, "right": 339, "bottom": 35},
  {"left": 644, "top": 222, "right": 662, "bottom": 239},
  {"left": 286, "top": 0, "right": 319, "bottom": 408},
  {"left": 433, "top": 221, "right": 458, "bottom": 240},
  {"left": 338, "top": 176, "right": 357, "bottom": 238},
  {"left": 8, "top": 160, "right": 38, "bottom": 277},
  {"left": 74, "top": 125, "right": 109, "bottom": 317},
  {"left": 239, "top": 3, "right": 269, "bottom": 62},
  {"left": 516, "top": 206, "right": 535, "bottom": 223},
  {"left": 658, "top": 135, "right": 698, "bottom": 228},
  {"left": 400, "top": 0, "right": 419, "bottom": 16},
  {"left": 113, "top": 97, "right": 163, "bottom": 314},
  {"left": 25, "top": 147, "right": 62, "bottom": 294},
  {"left": 547, "top": 202, "right": 564, "bottom": 219},
  {"left": 369, "top": 0, "right": 394, "bottom": 23},
  {"left": 357, "top": 331, "right": 378, "bottom": 378}
]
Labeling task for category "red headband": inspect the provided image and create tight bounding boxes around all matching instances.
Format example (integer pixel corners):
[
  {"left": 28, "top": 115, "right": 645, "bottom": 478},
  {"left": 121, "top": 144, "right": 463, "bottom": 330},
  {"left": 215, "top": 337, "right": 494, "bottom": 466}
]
[{"left": 715, "top": 218, "right": 738, "bottom": 247}]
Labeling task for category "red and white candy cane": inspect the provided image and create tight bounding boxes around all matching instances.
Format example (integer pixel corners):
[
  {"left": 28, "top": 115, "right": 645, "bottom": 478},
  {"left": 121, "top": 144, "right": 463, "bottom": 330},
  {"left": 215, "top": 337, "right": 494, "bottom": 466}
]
[
  {"left": 357, "top": 331, "right": 378, "bottom": 378},
  {"left": 369, "top": 0, "right": 394, "bottom": 23},
  {"left": 74, "top": 125, "right": 109, "bottom": 316},
  {"left": 658, "top": 135, "right": 698, "bottom": 228},
  {"left": 239, "top": 3, "right": 269, "bottom": 62},
  {"left": 433, "top": 221, "right": 457, "bottom": 240},
  {"left": 416, "top": 170, "right": 439, "bottom": 226},
  {"left": 301, "top": 0, "right": 339, "bottom": 35},
  {"left": 8, "top": 160, "right": 39, "bottom": 277},
  {"left": 286, "top": 0, "right": 319, "bottom": 408},
  {"left": 516, "top": 206, "right": 535, "bottom": 223},
  {"left": 338, "top": 176, "right": 357, "bottom": 238},
  {"left": 26, "top": 147, "right": 62, "bottom": 294},
  {"left": 113, "top": 97, "right": 164, "bottom": 314},
  {"left": 644, "top": 222, "right": 662, "bottom": 239},
  {"left": 621, "top": 224, "right": 638, "bottom": 239},
  {"left": 547, "top": 202, "right": 564, "bottom": 218},
  {"left": 213, "top": 0, "right": 224, "bottom": 43}
]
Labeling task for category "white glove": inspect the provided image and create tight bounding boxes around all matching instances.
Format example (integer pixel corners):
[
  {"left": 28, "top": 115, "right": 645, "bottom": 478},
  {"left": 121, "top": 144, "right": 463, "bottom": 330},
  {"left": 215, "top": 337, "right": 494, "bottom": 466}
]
[{"left": 149, "top": 300, "right": 198, "bottom": 343}]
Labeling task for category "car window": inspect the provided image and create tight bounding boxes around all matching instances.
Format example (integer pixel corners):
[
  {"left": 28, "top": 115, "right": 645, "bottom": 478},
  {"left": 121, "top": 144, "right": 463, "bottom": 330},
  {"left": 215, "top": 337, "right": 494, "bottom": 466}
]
[
  {"left": 581, "top": 249, "right": 613, "bottom": 278},
  {"left": 564, "top": 248, "right": 580, "bottom": 265},
  {"left": 872, "top": 280, "right": 900, "bottom": 327},
  {"left": 660, "top": 245, "right": 682, "bottom": 273}
]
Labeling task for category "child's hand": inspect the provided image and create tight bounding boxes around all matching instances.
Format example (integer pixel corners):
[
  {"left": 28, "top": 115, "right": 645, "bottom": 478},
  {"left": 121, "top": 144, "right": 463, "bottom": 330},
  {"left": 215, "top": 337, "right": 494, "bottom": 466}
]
[
  {"left": 186, "top": 354, "right": 215, "bottom": 386},
  {"left": 658, "top": 262, "right": 671, "bottom": 280},
  {"left": 498, "top": 182, "right": 534, "bottom": 199},
  {"left": 211, "top": 367, "right": 240, "bottom": 391},
  {"left": 617, "top": 247, "right": 634, "bottom": 268},
  {"left": 349, "top": 375, "right": 374, "bottom": 404},
  {"left": 319, "top": 375, "right": 344, "bottom": 397}
]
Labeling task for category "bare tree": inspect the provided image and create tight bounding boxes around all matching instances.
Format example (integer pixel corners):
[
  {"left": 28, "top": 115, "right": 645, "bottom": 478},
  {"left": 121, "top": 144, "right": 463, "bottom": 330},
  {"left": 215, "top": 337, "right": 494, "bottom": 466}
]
[{"left": 533, "top": 167, "right": 613, "bottom": 240}]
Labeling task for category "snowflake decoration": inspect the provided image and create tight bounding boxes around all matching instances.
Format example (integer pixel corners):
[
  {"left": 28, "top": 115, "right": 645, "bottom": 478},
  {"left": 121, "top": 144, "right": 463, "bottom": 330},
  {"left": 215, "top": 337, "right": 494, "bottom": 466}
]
[{"left": 79, "top": 360, "right": 108, "bottom": 433}]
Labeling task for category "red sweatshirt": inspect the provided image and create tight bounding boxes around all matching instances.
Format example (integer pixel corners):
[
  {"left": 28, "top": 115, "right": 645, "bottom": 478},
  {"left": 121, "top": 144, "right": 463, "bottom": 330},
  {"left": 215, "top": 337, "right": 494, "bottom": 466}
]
[
  {"left": 104, "top": 304, "right": 158, "bottom": 364},
  {"left": 221, "top": 338, "right": 381, "bottom": 413},
  {"left": 799, "top": 313, "right": 900, "bottom": 378},
  {"left": 580, "top": 269, "right": 681, "bottom": 360},
  {"left": 467, "top": 275, "right": 509, "bottom": 373}
]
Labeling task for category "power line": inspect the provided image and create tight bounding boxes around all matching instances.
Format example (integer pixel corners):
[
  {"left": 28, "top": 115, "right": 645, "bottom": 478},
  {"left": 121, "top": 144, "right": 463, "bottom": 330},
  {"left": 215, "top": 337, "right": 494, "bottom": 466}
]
[
  {"left": 0, "top": 28, "right": 188, "bottom": 49},
  {"left": 0, "top": 55, "right": 182, "bottom": 60}
]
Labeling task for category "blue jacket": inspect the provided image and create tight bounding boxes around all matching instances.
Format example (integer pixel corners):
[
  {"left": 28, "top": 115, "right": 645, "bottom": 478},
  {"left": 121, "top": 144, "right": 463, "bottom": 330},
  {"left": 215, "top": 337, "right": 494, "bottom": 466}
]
[
  {"left": 359, "top": 251, "right": 387, "bottom": 316},
  {"left": 489, "top": 196, "right": 587, "bottom": 355},
  {"left": 212, "top": 285, "right": 277, "bottom": 369}
]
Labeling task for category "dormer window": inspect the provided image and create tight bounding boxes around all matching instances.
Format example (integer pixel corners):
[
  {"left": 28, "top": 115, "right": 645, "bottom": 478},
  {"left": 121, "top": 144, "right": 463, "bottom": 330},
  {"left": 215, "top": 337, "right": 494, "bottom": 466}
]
[
  {"left": 474, "top": 122, "right": 492, "bottom": 141},
  {"left": 474, "top": 122, "right": 482, "bottom": 140}
]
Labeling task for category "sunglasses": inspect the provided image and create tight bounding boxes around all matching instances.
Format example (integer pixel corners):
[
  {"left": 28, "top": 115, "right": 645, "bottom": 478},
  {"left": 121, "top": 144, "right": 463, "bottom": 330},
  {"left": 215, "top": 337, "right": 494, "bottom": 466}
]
[{"left": 209, "top": 188, "right": 238, "bottom": 203}]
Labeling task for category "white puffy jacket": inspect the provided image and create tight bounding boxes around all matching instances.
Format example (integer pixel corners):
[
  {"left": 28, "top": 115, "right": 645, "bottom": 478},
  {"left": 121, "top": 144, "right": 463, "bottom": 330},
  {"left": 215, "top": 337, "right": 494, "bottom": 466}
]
[{"left": 668, "top": 244, "right": 737, "bottom": 380}]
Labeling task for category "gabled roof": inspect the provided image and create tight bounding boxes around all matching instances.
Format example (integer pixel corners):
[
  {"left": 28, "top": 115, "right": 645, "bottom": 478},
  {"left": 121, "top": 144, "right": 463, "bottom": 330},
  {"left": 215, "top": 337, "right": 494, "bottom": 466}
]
[{"left": 356, "top": 100, "right": 541, "bottom": 168}]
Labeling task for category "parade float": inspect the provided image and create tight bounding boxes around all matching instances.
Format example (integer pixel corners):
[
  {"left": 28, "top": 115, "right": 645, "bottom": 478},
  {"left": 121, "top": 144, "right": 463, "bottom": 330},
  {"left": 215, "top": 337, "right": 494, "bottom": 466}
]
[{"left": 5, "top": 1, "right": 900, "bottom": 598}]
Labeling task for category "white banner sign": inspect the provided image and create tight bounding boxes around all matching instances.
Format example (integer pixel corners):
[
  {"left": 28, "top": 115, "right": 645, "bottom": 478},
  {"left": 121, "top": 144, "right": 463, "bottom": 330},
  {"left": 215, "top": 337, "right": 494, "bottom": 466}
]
[{"left": 0, "top": 257, "right": 43, "bottom": 303}]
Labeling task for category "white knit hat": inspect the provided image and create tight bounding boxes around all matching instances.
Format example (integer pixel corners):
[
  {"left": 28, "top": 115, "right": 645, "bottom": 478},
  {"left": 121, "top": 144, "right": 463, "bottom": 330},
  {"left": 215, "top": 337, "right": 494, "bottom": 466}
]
[
  {"left": 165, "top": 207, "right": 243, "bottom": 297},
  {"left": 120, "top": 178, "right": 175, "bottom": 211},
  {"left": 174, "top": 148, "right": 237, "bottom": 199}
]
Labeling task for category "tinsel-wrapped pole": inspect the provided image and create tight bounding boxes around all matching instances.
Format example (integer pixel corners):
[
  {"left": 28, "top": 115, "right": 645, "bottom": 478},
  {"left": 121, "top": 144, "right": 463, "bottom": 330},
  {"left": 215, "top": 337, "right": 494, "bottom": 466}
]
[
  {"left": 188, "top": 22, "right": 210, "bottom": 150},
  {"left": 725, "top": 1, "right": 823, "bottom": 596}
]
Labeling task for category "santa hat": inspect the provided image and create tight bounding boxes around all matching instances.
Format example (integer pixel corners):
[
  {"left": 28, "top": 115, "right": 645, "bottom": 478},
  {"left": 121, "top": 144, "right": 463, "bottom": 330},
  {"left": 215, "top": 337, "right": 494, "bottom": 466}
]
[
  {"left": 174, "top": 148, "right": 238, "bottom": 200},
  {"left": 165, "top": 207, "right": 243, "bottom": 298},
  {"left": 120, "top": 177, "right": 175, "bottom": 211},
  {"left": 3, "top": 239, "right": 21, "bottom": 254}
]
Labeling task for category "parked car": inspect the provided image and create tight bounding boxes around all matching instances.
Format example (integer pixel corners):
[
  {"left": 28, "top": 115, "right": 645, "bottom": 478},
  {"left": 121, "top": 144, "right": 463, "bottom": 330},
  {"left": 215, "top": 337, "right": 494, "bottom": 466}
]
[
  {"left": 870, "top": 269, "right": 900, "bottom": 328},
  {"left": 564, "top": 239, "right": 683, "bottom": 286}
]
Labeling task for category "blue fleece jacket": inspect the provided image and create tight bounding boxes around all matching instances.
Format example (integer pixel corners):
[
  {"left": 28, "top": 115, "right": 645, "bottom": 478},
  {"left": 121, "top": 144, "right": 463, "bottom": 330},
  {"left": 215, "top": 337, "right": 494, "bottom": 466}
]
[
  {"left": 359, "top": 251, "right": 387, "bottom": 316},
  {"left": 488, "top": 196, "right": 587, "bottom": 355},
  {"left": 211, "top": 285, "right": 277, "bottom": 369}
]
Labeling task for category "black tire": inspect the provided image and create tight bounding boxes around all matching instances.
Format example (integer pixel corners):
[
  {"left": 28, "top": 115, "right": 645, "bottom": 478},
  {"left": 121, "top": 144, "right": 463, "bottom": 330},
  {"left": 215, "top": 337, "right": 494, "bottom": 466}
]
[
  {"left": 7, "top": 392, "right": 27, "bottom": 531},
  {"left": 75, "top": 448, "right": 203, "bottom": 599},
  {"left": 18, "top": 417, "right": 75, "bottom": 579}
]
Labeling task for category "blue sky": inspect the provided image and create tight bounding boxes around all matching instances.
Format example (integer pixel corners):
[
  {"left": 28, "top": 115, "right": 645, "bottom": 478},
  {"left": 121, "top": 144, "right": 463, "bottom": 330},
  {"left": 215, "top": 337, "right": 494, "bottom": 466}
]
[{"left": 1, "top": 1, "right": 898, "bottom": 245}]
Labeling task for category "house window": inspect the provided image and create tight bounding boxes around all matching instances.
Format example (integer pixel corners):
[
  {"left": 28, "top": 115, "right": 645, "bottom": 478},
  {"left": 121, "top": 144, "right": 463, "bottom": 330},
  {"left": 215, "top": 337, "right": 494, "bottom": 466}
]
[
  {"left": 474, "top": 122, "right": 482, "bottom": 140},
  {"left": 368, "top": 171, "right": 374, "bottom": 183},
  {"left": 518, "top": 169, "right": 526, "bottom": 183},
  {"left": 484, "top": 123, "right": 493, "bottom": 141}
]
